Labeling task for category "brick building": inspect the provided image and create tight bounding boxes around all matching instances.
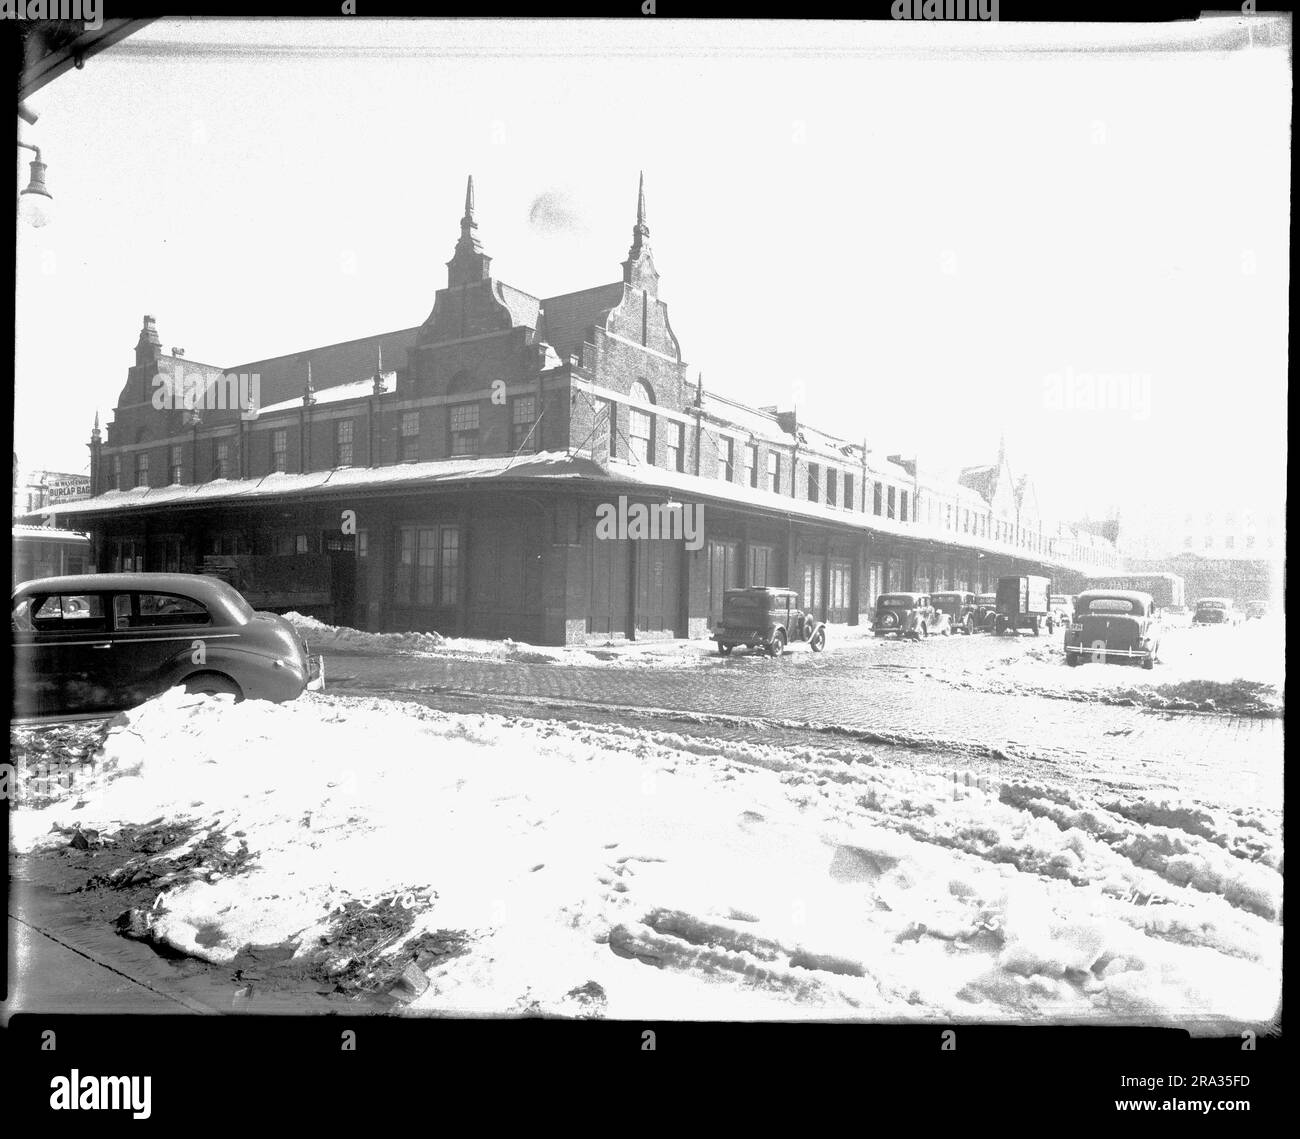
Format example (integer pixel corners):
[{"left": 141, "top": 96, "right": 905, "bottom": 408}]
[{"left": 42, "top": 175, "right": 1120, "bottom": 643}]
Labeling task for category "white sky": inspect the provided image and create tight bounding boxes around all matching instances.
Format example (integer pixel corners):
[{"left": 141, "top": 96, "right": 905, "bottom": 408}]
[{"left": 14, "top": 17, "right": 1290, "bottom": 524}]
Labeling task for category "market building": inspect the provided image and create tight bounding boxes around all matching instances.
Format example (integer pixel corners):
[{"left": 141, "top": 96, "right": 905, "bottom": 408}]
[{"left": 37, "top": 176, "right": 1121, "bottom": 644}]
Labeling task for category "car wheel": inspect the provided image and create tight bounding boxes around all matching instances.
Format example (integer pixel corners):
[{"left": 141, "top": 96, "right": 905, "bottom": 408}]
[
  {"left": 1141, "top": 655, "right": 1155, "bottom": 670},
  {"left": 717, "top": 643, "right": 732, "bottom": 656},
  {"left": 810, "top": 628, "right": 826, "bottom": 652},
  {"left": 182, "top": 672, "right": 243, "bottom": 700},
  {"left": 1066, "top": 654, "right": 1080, "bottom": 667},
  {"left": 766, "top": 629, "right": 787, "bottom": 657}
]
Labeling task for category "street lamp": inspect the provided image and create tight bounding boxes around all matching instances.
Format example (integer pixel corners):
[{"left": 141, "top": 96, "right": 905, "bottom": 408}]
[{"left": 18, "top": 141, "right": 53, "bottom": 228}]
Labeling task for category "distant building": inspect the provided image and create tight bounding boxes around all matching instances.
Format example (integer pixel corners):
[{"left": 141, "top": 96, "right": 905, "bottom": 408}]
[
  {"left": 13, "top": 466, "right": 91, "bottom": 518},
  {"left": 43, "top": 176, "right": 1120, "bottom": 642}
]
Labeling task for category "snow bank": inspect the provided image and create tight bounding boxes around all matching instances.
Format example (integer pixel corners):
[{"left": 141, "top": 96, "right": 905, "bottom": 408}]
[{"left": 10, "top": 689, "right": 1281, "bottom": 1028}]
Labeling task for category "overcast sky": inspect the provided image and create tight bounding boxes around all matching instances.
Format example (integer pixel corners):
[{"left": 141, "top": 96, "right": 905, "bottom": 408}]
[{"left": 14, "top": 17, "right": 1290, "bottom": 525}]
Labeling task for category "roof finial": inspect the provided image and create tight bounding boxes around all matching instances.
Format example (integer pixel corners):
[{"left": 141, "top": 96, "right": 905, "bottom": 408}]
[
  {"left": 304, "top": 359, "right": 317, "bottom": 407},
  {"left": 629, "top": 170, "right": 650, "bottom": 256},
  {"left": 373, "top": 343, "right": 385, "bottom": 395},
  {"left": 448, "top": 173, "right": 490, "bottom": 285}
]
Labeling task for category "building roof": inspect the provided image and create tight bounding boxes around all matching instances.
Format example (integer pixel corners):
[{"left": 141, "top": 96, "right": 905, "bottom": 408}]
[
  {"left": 224, "top": 327, "right": 422, "bottom": 408},
  {"left": 39, "top": 451, "right": 1111, "bottom": 574},
  {"left": 494, "top": 282, "right": 542, "bottom": 331},
  {"left": 539, "top": 283, "right": 624, "bottom": 360},
  {"left": 258, "top": 372, "right": 397, "bottom": 416},
  {"left": 12, "top": 523, "right": 89, "bottom": 541}
]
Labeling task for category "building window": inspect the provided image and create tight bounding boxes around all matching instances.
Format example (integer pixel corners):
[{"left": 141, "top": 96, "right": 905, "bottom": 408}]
[
  {"left": 962, "top": 509, "right": 970, "bottom": 533},
  {"left": 450, "top": 402, "right": 480, "bottom": 456},
  {"left": 629, "top": 407, "right": 653, "bottom": 463},
  {"left": 358, "top": 530, "right": 368, "bottom": 560},
  {"left": 1204, "top": 535, "right": 1213, "bottom": 549},
  {"left": 400, "top": 411, "right": 420, "bottom": 462},
  {"left": 826, "top": 468, "right": 838, "bottom": 507},
  {"left": 744, "top": 444, "right": 758, "bottom": 488},
  {"left": 664, "top": 421, "right": 684, "bottom": 472},
  {"left": 394, "top": 524, "right": 460, "bottom": 608},
  {"left": 214, "top": 441, "right": 230, "bottom": 480},
  {"left": 272, "top": 429, "right": 288, "bottom": 472},
  {"left": 768, "top": 452, "right": 780, "bottom": 492},
  {"left": 945, "top": 504, "right": 952, "bottom": 530},
  {"left": 807, "top": 463, "right": 819, "bottom": 502},
  {"left": 718, "top": 436, "right": 734, "bottom": 481},
  {"left": 335, "top": 420, "right": 354, "bottom": 467},
  {"left": 511, "top": 395, "right": 537, "bottom": 453},
  {"left": 135, "top": 452, "right": 149, "bottom": 487},
  {"left": 295, "top": 533, "right": 309, "bottom": 554},
  {"left": 605, "top": 401, "right": 617, "bottom": 457},
  {"left": 1225, "top": 535, "right": 1235, "bottom": 550},
  {"left": 887, "top": 486, "right": 896, "bottom": 519},
  {"left": 170, "top": 445, "right": 184, "bottom": 485},
  {"left": 900, "top": 490, "right": 909, "bottom": 522},
  {"left": 873, "top": 482, "right": 883, "bottom": 516},
  {"left": 844, "top": 472, "right": 854, "bottom": 510},
  {"left": 112, "top": 455, "right": 122, "bottom": 491}
]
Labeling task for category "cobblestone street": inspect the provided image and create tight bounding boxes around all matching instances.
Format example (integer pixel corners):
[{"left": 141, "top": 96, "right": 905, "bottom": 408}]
[{"left": 325, "top": 631, "right": 1283, "bottom": 811}]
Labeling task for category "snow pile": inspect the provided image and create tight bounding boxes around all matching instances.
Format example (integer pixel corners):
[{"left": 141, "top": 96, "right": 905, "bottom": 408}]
[
  {"left": 10, "top": 690, "right": 1280, "bottom": 1027},
  {"left": 939, "top": 624, "right": 1284, "bottom": 715},
  {"left": 284, "top": 612, "right": 447, "bottom": 655}
]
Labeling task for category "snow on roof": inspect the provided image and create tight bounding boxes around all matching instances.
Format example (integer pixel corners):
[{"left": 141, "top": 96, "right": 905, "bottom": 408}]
[
  {"left": 37, "top": 451, "right": 1108, "bottom": 573},
  {"left": 36, "top": 452, "right": 599, "bottom": 518},
  {"left": 12, "top": 523, "right": 89, "bottom": 541},
  {"left": 258, "top": 371, "right": 397, "bottom": 415}
]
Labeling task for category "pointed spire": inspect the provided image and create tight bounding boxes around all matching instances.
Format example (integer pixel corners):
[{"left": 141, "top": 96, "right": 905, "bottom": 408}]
[
  {"left": 91, "top": 412, "right": 102, "bottom": 444},
  {"left": 622, "top": 171, "right": 659, "bottom": 292},
  {"left": 628, "top": 170, "right": 650, "bottom": 260},
  {"left": 303, "top": 359, "right": 316, "bottom": 407},
  {"left": 372, "top": 342, "right": 385, "bottom": 395},
  {"left": 448, "top": 173, "right": 492, "bottom": 286}
]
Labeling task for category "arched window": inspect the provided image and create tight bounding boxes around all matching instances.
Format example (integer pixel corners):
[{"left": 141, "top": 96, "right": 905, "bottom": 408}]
[{"left": 631, "top": 379, "right": 655, "bottom": 404}]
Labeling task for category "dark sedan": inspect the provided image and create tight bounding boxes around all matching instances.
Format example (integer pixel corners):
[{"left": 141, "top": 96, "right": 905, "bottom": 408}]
[
  {"left": 1063, "top": 589, "right": 1160, "bottom": 669},
  {"left": 11, "top": 572, "right": 323, "bottom": 719}
]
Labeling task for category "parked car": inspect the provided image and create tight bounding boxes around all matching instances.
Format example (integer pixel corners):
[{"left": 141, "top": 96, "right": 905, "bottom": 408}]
[
  {"left": 1192, "top": 597, "right": 1239, "bottom": 625},
  {"left": 994, "top": 574, "right": 1054, "bottom": 635},
  {"left": 973, "top": 593, "right": 999, "bottom": 632},
  {"left": 1063, "top": 589, "right": 1161, "bottom": 669},
  {"left": 1244, "top": 600, "right": 1271, "bottom": 621},
  {"left": 1049, "top": 594, "right": 1074, "bottom": 627},
  {"left": 873, "top": 592, "right": 949, "bottom": 639},
  {"left": 931, "top": 591, "right": 979, "bottom": 635},
  {"left": 11, "top": 572, "right": 324, "bottom": 719},
  {"left": 713, "top": 586, "right": 826, "bottom": 656}
]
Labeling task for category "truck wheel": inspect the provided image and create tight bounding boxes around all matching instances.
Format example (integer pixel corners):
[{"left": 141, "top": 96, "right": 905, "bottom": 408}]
[
  {"left": 1141, "top": 656, "right": 1155, "bottom": 670},
  {"left": 766, "top": 629, "right": 787, "bottom": 657},
  {"left": 1066, "top": 654, "right": 1080, "bottom": 667},
  {"left": 717, "top": 643, "right": 732, "bottom": 656},
  {"left": 810, "top": 627, "right": 826, "bottom": 652}
]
